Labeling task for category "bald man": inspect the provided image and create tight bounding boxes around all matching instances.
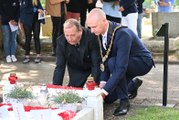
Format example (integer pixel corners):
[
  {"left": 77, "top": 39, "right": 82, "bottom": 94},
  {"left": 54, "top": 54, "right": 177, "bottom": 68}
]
[{"left": 86, "top": 8, "right": 154, "bottom": 116}]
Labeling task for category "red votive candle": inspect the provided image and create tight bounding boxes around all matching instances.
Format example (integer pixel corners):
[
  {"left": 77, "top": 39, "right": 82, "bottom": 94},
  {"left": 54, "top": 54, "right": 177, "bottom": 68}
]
[
  {"left": 8, "top": 73, "right": 18, "bottom": 84},
  {"left": 86, "top": 77, "right": 96, "bottom": 90}
]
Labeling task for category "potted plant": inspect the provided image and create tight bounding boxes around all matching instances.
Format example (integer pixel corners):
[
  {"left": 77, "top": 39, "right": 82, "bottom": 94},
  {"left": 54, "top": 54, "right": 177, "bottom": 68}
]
[
  {"left": 6, "top": 86, "right": 33, "bottom": 105},
  {"left": 52, "top": 91, "right": 84, "bottom": 112}
]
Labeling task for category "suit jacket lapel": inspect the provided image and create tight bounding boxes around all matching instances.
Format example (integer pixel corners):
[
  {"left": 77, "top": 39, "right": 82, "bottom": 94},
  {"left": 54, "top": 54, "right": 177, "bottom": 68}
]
[{"left": 106, "top": 21, "right": 115, "bottom": 48}]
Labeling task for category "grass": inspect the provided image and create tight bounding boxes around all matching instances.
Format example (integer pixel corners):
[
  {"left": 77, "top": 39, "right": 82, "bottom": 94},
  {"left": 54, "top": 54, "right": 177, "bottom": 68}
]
[{"left": 126, "top": 106, "right": 179, "bottom": 120}]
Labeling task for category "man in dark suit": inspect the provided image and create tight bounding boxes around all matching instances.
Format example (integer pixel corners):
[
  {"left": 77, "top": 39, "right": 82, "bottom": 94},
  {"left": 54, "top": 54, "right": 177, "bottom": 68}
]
[
  {"left": 86, "top": 8, "right": 154, "bottom": 116},
  {"left": 53, "top": 18, "right": 101, "bottom": 87}
]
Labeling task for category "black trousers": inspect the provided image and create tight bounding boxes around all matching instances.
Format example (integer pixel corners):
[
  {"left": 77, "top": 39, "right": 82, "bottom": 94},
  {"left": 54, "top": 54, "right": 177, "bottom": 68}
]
[
  {"left": 23, "top": 14, "right": 41, "bottom": 55},
  {"left": 80, "top": 1, "right": 96, "bottom": 26},
  {"left": 51, "top": 16, "right": 64, "bottom": 54},
  {"left": 106, "top": 15, "right": 121, "bottom": 23}
]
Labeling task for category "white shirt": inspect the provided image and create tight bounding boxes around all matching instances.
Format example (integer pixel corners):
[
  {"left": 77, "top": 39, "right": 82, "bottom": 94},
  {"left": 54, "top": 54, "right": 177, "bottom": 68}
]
[
  {"left": 101, "top": 23, "right": 110, "bottom": 96},
  {"left": 102, "top": 23, "right": 109, "bottom": 50}
]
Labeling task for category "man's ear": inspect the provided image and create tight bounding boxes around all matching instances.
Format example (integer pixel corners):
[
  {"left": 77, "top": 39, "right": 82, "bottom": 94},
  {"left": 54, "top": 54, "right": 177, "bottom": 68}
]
[{"left": 79, "top": 28, "right": 83, "bottom": 33}]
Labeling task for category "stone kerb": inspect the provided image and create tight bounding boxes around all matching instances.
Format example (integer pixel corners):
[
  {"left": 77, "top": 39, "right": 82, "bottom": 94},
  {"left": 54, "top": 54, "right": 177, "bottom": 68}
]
[
  {"left": 143, "top": 37, "right": 179, "bottom": 60},
  {"left": 144, "top": 37, "right": 178, "bottom": 53},
  {"left": 152, "top": 12, "right": 179, "bottom": 38}
]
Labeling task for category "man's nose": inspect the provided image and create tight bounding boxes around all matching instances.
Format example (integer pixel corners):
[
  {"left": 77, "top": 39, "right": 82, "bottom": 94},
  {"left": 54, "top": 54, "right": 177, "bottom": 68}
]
[
  {"left": 90, "top": 28, "right": 95, "bottom": 33},
  {"left": 67, "top": 36, "right": 72, "bottom": 40}
]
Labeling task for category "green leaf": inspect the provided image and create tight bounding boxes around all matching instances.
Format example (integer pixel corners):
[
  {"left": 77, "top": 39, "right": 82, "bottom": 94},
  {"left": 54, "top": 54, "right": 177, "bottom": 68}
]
[{"left": 7, "top": 86, "right": 33, "bottom": 99}]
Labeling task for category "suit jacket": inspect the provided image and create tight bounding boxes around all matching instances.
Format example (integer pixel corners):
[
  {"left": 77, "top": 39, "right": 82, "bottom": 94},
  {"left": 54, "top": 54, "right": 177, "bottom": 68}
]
[
  {"left": 0, "top": 0, "right": 20, "bottom": 25},
  {"left": 53, "top": 27, "right": 101, "bottom": 87},
  {"left": 120, "top": 0, "right": 138, "bottom": 16},
  {"left": 101, "top": 21, "right": 153, "bottom": 93}
]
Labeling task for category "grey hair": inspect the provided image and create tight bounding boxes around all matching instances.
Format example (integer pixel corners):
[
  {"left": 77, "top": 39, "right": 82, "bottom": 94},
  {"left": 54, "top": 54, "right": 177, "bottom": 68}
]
[{"left": 63, "top": 19, "right": 82, "bottom": 31}]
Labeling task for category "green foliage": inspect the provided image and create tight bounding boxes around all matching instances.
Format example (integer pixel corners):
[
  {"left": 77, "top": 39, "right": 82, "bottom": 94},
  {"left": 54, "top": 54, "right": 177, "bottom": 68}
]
[
  {"left": 127, "top": 106, "right": 179, "bottom": 120},
  {"left": 143, "top": 0, "right": 153, "bottom": 8},
  {"left": 143, "top": 0, "right": 179, "bottom": 8},
  {"left": 52, "top": 91, "right": 83, "bottom": 104},
  {"left": 7, "top": 86, "right": 33, "bottom": 99},
  {"left": 175, "top": 0, "right": 179, "bottom": 6},
  {"left": 144, "top": 0, "right": 152, "bottom": 4},
  {"left": 41, "top": 0, "right": 46, "bottom": 8}
]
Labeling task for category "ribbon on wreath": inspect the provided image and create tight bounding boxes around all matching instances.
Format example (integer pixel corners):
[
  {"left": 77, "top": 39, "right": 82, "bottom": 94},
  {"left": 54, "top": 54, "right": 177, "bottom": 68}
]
[
  {"left": 47, "top": 84, "right": 83, "bottom": 90},
  {"left": 58, "top": 110, "right": 76, "bottom": 120},
  {"left": 0, "top": 103, "right": 76, "bottom": 119}
]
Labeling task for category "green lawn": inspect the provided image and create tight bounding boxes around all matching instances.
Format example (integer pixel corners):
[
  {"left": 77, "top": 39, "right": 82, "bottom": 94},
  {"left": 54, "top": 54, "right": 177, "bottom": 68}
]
[{"left": 127, "top": 106, "right": 179, "bottom": 120}]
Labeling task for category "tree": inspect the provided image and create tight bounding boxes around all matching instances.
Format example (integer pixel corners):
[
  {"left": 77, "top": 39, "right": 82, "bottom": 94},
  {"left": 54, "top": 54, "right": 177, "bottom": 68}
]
[{"left": 175, "top": 0, "right": 179, "bottom": 6}]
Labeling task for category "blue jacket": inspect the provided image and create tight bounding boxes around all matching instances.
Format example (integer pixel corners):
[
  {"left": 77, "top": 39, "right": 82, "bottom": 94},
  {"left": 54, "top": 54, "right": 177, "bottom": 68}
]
[
  {"left": 20, "top": 0, "right": 44, "bottom": 26},
  {"left": 120, "top": 0, "right": 138, "bottom": 16},
  {"left": 101, "top": 21, "right": 153, "bottom": 93},
  {"left": 0, "top": 0, "right": 20, "bottom": 25}
]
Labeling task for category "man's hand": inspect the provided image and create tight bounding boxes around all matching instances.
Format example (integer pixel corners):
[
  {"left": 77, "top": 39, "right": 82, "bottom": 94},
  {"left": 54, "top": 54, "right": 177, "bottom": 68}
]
[
  {"left": 99, "top": 81, "right": 106, "bottom": 89},
  {"left": 118, "top": 6, "right": 124, "bottom": 12},
  {"left": 101, "top": 92, "right": 106, "bottom": 99}
]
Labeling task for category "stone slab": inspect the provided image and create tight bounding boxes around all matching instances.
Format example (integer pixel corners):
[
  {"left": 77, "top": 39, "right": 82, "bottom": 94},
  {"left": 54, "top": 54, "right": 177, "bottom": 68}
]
[{"left": 152, "top": 12, "right": 179, "bottom": 38}]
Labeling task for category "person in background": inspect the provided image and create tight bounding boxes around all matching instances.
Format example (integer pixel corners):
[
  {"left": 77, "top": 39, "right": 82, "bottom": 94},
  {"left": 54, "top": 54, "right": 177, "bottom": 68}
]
[
  {"left": 119, "top": 0, "right": 138, "bottom": 35},
  {"left": 86, "top": 8, "right": 154, "bottom": 116},
  {"left": 136, "top": 0, "right": 145, "bottom": 38},
  {"left": 66, "top": 0, "right": 82, "bottom": 20},
  {"left": 0, "top": 0, "right": 20, "bottom": 63},
  {"left": 153, "top": 0, "right": 175, "bottom": 12},
  {"left": 45, "top": 0, "right": 68, "bottom": 56},
  {"left": 53, "top": 18, "right": 101, "bottom": 87},
  {"left": 20, "top": 0, "right": 45, "bottom": 64},
  {"left": 80, "top": 0, "right": 97, "bottom": 26},
  {"left": 101, "top": 0, "right": 122, "bottom": 23}
]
